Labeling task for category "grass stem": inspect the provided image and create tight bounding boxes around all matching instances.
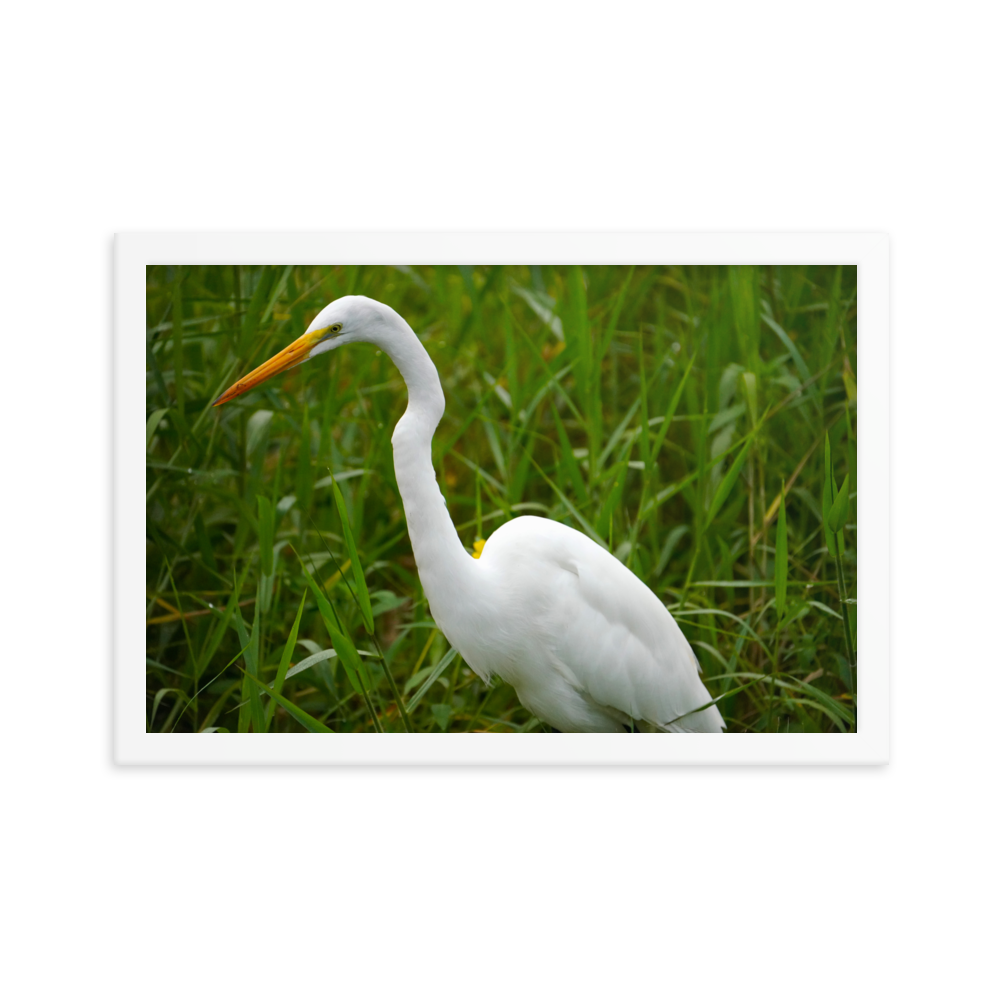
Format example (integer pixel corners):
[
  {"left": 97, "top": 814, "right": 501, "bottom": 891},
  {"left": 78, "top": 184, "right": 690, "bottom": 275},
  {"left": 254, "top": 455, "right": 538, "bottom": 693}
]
[
  {"left": 833, "top": 533, "right": 856, "bottom": 705},
  {"left": 371, "top": 633, "right": 414, "bottom": 733}
]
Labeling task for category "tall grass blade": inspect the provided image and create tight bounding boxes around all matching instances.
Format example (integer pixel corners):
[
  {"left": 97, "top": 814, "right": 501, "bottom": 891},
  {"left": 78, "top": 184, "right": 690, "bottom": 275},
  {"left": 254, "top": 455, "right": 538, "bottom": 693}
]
[
  {"left": 237, "top": 266, "right": 275, "bottom": 358},
  {"left": 636, "top": 326, "right": 651, "bottom": 467},
  {"left": 257, "top": 495, "right": 275, "bottom": 575},
  {"left": 598, "top": 265, "right": 634, "bottom": 363},
  {"left": 149, "top": 688, "right": 183, "bottom": 733},
  {"left": 234, "top": 603, "right": 265, "bottom": 734},
  {"left": 406, "top": 647, "right": 459, "bottom": 714},
  {"left": 551, "top": 405, "right": 588, "bottom": 502},
  {"left": 295, "top": 403, "right": 312, "bottom": 519},
  {"left": 649, "top": 349, "right": 697, "bottom": 468},
  {"left": 257, "top": 494, "right": 276, "bottom": 612},
  {"left": 330, "top": 475, "right": 374, "bottom": 634},
  {"left": 822, "top": 433, "right": 837, "bottom": 555},
  {"left": 146, "top": 408, "right": 169, "bottom": 450},
  {"left": 265, "top": 591, "right": 307, "bottom": 730},
  {"left": 775, "top": 483, "right": 788, "bottom": 619},
  {"left": 828, "top": 472, "right": 851, "bottom": 534},
  {"left": 741, "top": 371, "right": 758, "bottom": 427},
  {"left": 761, "top": 313, "right": 812, "bottom": 385},
  {"left": 291, "top": 546, "right": 370, "bottom": 698},
  {"left": 597, "top": 446, "right": 632, "bottom": 545},
  {"left": 241, "top": 670, "right": 333, "bottom": 733},
  {"left": 196, "top": 564, "right": 250, "bottom": 680},
  {"left": 705, "top": 434, "right": 753, "bottom": 530}
]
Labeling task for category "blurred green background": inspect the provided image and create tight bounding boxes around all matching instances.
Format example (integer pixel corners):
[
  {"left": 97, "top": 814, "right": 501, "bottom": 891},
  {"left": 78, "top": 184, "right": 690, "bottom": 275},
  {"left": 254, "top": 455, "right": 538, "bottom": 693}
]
[{"left": 146, "top": 264, "right": 857, "bottom": 733}]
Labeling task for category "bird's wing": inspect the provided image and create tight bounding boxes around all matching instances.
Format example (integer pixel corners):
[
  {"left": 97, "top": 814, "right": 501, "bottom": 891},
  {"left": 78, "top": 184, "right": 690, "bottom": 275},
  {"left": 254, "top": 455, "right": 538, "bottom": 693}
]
[{"left": 482, "top": 517, "right": 724, "bottom": 732}]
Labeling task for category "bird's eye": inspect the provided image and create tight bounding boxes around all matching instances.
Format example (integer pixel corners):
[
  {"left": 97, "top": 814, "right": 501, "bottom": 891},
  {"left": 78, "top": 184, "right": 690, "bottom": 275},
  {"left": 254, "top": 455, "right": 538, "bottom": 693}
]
[{"left": 331, "top": 324, "right": 343, "bottom": 334}]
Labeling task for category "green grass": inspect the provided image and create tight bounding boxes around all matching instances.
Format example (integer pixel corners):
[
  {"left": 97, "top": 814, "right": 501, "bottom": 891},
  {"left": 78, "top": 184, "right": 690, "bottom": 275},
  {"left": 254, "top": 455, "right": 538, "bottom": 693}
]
[{"left": 145, "top": 264, "right": 857, "bottom": 733}]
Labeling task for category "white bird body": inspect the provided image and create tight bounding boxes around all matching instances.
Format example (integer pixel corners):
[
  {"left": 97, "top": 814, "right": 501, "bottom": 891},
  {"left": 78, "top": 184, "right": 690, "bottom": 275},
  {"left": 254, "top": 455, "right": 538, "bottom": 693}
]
[
  {"left": 470, "top": 517, "right": 724, "bottom": 731},
  {"left": 216, "top": 294, "right": 725, "bottom": 733}
]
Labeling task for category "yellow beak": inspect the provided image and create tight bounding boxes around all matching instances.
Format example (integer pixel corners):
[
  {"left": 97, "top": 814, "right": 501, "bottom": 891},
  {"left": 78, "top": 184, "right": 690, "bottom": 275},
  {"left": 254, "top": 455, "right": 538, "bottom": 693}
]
[{"left": 213, "top": 327, "right": 330, "bottom": 406}]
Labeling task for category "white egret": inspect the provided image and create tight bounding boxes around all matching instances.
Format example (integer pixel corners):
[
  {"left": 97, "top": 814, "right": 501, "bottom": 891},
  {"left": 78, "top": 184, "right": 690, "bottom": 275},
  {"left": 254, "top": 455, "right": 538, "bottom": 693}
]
[{"left": 215, "top": 296, "right": 725, "bottom": 733}]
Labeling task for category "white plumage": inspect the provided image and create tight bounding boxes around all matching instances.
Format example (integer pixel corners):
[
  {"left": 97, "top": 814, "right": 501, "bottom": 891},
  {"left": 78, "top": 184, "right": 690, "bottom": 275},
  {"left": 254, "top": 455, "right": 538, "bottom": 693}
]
[
  {"left": 215, "top": 294, "right": 725, "bottom": 733},
  {"left": 460, "top": 516, "right": 724, "bottom": 731}
]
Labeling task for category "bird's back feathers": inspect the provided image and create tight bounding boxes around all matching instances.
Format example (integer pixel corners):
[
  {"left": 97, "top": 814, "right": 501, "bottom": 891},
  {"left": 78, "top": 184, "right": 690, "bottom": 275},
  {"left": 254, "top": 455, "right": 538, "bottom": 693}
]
[{"left": 469, "top": 517, "right": 725, "bottom": 733}]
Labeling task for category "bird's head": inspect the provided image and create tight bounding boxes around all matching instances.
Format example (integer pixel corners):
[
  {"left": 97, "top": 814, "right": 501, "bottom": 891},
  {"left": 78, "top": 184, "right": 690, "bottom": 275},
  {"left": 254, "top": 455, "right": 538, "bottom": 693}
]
[{"left": 212, "top": 295, "right": 401, "bottom": 406}]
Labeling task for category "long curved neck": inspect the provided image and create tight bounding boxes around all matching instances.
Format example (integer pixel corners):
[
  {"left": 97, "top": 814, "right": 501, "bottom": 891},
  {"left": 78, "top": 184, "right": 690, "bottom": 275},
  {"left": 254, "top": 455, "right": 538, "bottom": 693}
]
[{"left": 382, "top": 317, "right": 476, "bottom": 610}]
